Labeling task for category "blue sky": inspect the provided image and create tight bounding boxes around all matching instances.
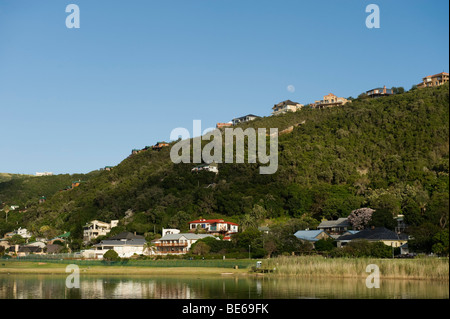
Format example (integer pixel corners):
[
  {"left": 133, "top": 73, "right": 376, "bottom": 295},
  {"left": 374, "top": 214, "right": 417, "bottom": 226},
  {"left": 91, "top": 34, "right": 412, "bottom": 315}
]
[{"left": 0, "top": 0, "right": 448, "bottom": 174}]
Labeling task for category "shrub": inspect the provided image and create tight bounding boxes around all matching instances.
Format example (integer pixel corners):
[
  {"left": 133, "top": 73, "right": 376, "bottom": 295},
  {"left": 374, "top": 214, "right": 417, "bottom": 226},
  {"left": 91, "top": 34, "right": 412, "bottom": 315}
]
[{"left": 103, "top": 249, "right": 120, "bottom": 261}]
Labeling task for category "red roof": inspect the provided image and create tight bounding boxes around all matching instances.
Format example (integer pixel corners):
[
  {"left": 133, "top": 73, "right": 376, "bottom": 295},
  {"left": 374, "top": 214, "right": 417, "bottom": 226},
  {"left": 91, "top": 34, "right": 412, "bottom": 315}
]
[{"left": 189, "top": 219, "right": 239, "bottom": 226}]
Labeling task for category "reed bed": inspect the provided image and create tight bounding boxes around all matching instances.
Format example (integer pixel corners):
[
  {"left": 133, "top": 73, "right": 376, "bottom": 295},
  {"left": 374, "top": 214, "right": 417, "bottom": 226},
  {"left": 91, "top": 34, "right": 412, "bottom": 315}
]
[{"left": 262, "top": 256, "right": 449, "bottom": 281}]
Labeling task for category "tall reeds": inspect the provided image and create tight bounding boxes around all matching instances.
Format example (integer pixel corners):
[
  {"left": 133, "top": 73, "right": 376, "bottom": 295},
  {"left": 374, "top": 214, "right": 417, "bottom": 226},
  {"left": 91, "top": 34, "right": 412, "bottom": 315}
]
[{"left": 262, "top": 256, "right": 449, "bottom": 280}]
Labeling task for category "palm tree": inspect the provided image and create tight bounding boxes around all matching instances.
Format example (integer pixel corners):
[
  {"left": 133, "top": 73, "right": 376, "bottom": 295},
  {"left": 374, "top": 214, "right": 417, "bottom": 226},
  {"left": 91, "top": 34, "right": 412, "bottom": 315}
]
[{"left": 143, "top": 242, "right": 154, "bottom": 256}]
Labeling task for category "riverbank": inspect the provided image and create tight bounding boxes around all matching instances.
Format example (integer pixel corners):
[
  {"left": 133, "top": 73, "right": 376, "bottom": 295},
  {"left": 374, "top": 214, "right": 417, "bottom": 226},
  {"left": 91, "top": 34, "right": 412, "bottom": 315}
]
[
  {"left": 262, "top": 256, "right": 449, "bottom": 280},
  {"left": 0, "top": 261, "right": 248, "bottom": 276},
  {"left": 1, "top": 256, "right": 448, "bottom": 280},
  {"left": 0, "top": 261, "right": 253, "bottom": 276}
]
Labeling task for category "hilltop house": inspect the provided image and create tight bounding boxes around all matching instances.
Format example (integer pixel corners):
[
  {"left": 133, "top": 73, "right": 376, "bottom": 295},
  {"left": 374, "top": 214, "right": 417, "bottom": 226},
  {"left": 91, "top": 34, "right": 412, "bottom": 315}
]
[
  {"left": 71, "top": 180, "right": 85, "bottom": 188},
  {"left": 336, "top": 227, "right": 408, "bottom": 248},
  {"left": 83, "top": 219, "right": 119, "bottom": 243},
  {"left": 272, "top": 100, "right": 304, "bottom": 116},
  {"left": 312, "top": 93, "right": 349, "bottom": 109},
  {"left": 216, "top": 122, "right": 233, "bottom": 129},
  {"left": 417, "top": 72, "right": 449, "bottom": 89},
  {"left": 366, "top": 85, "right": 393, "bottom": 98},
  {"left": 153, "top": 142, "right": 170, "bottom": 150},
  {"left": 232, "top": 114, "right": 260, "bottom": 126},
  {"left": 189, "top": 219, "right": 239, "bottom": 238},
  {"left": 131, "top": 149, "right": 141, "bottom": 155},
  {"left": 89, "top": 232, "right": 147, "bottom": 259},
  {"left": 153, "top": 233, "right": 216, "bottom": 255},
  {"left": 191, "top": 162, "right": 219, "bottom": 174},
  {"left": 36, "top": 172, "right": 53, "bottom": 176}
]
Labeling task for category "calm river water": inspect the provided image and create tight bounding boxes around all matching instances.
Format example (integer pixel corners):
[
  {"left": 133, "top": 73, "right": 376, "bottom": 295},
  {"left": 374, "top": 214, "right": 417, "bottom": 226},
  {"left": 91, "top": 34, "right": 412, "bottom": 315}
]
[{"left": 0, "top": 274, "right": 448, "bottom": 299}]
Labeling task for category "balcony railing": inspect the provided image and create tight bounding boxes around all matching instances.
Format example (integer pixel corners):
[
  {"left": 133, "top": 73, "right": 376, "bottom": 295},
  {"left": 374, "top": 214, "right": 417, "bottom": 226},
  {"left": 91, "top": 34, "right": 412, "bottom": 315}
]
[{"left": 155, "top": 242, "right": 188, "bottom": 247}]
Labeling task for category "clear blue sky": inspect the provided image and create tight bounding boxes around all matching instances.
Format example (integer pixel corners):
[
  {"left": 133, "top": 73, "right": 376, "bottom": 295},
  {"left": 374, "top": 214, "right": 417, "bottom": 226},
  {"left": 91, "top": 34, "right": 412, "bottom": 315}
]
[{"left": 0, "top": 0, "right": 448, "bottom": 174}]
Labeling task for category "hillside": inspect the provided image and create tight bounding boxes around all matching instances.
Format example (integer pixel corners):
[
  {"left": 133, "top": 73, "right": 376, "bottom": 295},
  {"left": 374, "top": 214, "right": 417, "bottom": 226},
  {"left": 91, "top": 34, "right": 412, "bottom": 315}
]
[
  {"left": 0, "top": 173, "right": 32, "bottom": 184},
  {"left": 0, "top": 172, "right": 100, "bottom": 208},
  {"left": 0, "top": 84, "right": 448, "bottom": 250}
]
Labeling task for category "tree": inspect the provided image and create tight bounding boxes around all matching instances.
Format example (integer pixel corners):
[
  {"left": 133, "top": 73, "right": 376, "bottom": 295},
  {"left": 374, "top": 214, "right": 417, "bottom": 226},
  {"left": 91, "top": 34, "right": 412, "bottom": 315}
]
[
  {"left": 103, "top": 249, "right": 120, "bottom": 261},
  {"left": 7, "top": 234, "right": 25, "bottom": 245},
  {"left": 168, "top": 211, "right": 191, "bottom": 231},
  {"left": 432, "top": 230, "right": 449, "bottom": 256},
  {"left": 408, "top": 223, "right": 440, "bottom": 253},
  {"left": 348, "top": 208, "right": 375, "bottom": 230},
  {"left": 314, "top": 238, "right": 335, "bottom": 252},
  {"left": 143, "top": 242, "right": 155, "bottom": 255},
  {"left": 392, "top": 87, "right": 405, "bottom": 94},
  {"left": 369, "top": 208, "right": 397, "bottom": 230},
  {"left": 191, "top": 241, "right": 211, "bottom": 256},
  {"left": 263, "top": 238, "right": 278, "bottom": 258}
]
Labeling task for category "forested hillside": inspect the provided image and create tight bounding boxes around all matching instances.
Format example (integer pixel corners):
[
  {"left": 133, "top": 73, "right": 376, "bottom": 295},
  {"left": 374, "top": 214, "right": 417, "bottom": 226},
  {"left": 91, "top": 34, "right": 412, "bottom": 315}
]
[
  {"left": 0, "top": 172, "right": 99, "bottom": 208},
  {"left": 0, "top": 84, "right": 448, "bottom": 252}
]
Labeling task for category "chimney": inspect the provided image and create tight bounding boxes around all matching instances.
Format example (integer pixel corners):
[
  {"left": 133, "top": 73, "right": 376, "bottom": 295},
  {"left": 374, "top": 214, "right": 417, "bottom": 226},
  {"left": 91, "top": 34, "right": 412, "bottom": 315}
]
[{"left": 383, "top": 85, "right": 386, "bottom": 94}]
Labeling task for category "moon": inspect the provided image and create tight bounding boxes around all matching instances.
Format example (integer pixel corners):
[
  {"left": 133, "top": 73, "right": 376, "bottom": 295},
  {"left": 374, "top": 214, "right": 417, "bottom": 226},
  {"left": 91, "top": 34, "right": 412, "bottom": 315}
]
[{"left": 287, "top": 85, "right": 295, "bottom": 93}]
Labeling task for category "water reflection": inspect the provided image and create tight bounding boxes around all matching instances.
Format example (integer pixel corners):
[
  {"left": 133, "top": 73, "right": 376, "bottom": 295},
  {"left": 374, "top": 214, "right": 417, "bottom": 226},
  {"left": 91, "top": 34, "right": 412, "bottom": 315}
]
[{"left": 0, "top": 275, "right": 447, "bottom": 299}]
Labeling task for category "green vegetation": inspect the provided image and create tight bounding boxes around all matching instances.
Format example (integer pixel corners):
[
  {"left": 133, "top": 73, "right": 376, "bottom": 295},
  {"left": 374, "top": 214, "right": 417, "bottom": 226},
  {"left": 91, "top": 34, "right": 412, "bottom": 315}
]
[
  {"left": 0, "top": 172, "right": 99, "bottom": 207},
  {"left": 0, "top": 173, "right": 33, "bottom": 184},
  {"left": 0, "top": 84, "right": 448, "bottom": 255},
  {"left": 263, "top": 255, "right": 449, "bottom": 280},
  {"left": 103, "top": 249, "right": 120, "bottom": 261}
]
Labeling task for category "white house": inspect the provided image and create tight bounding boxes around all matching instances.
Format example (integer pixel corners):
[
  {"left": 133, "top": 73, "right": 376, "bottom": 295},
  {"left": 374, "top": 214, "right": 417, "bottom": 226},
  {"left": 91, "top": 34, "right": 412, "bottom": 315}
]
[
  {"left": 5, "top": 227, "right": 33, "bottom": 239},
  {"left": 188, "top": 219, "right": 239, "bottom": 237},
  {"left": 153, "top": 233, "right": 216, "bottom": 255},
  {"left": 36, "top": 172, "right": 53, "bottom": 176},
  {"left": 83, "top": 219, "right": 119, "bottom": 243},
  {"left": 232, "top": 114, "right": 260, "bottom": 125},
  {"left": 90, "top": 232, "right": 147, "bottom": 259},
  {"left": 162, "top": 228, "right": 181, "bottom": 236},
  {"left": 272, "top": 100, "right": 304, "bottom": 116},
  {"left": 191, "top": 162, "right": 219, "bottom": 174}
]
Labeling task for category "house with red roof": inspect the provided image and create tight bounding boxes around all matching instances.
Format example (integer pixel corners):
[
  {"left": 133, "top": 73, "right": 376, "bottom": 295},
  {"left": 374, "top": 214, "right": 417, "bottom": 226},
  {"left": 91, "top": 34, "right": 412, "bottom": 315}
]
[{"left": 188, "top": 219, "right": 239, "bottom": 239}]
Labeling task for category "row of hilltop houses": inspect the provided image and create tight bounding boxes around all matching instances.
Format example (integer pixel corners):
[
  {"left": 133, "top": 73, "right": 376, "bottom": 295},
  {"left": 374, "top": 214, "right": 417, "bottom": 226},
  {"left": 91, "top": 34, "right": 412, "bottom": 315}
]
[{"left": 216, "top": 71, "right": 449, "bottom": 128}]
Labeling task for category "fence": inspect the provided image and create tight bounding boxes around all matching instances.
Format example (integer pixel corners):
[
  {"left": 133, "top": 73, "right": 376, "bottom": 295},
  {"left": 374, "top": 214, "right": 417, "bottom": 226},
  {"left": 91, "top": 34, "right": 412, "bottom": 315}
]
[{"left": 1, "top": 255, "right": 254, "bottom": 269}]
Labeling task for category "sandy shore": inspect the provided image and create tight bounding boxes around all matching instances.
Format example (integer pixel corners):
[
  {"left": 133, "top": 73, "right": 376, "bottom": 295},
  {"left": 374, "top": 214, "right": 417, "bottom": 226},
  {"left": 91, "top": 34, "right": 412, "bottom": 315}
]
[{"left": 0, "top": 261, "right": 249, "bottom": 276}]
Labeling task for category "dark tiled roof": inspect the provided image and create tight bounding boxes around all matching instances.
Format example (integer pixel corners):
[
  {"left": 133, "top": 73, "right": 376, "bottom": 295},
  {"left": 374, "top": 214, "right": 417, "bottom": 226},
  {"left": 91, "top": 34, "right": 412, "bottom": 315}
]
[
  {"left": 94, "top": 239, "right": 147, "bottom": 246},
  {"left": 18, "top": 246, "right": 43, "bottom": 253},
  {"left": 338, "top": 227, "right": 407, "bottom": 241},
  {"left": 274, "top": 100, "right": 300, "bottom": 107},
  {"left": 318, "top": 218, "right": 350, "bottom": 229},
  {"left": 46, "top": 244, "right": 63, "bottom": 254}
]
